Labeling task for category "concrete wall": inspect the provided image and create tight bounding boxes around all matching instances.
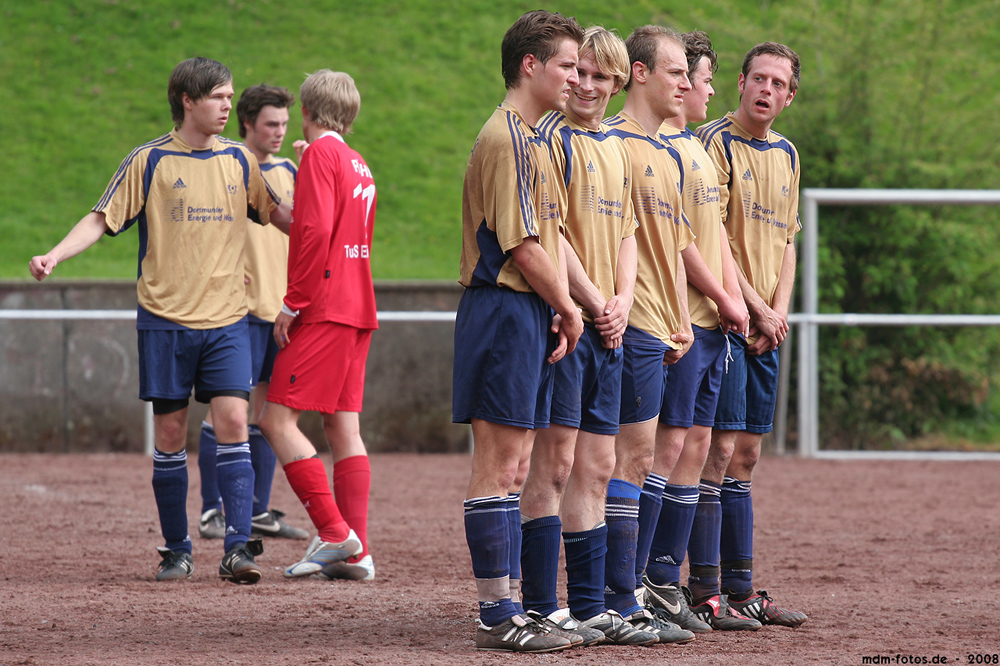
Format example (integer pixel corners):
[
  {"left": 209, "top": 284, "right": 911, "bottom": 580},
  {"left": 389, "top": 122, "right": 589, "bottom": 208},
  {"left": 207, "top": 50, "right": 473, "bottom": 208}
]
[{"left": 0, "top": 280, "right": 469, "bottom": 454}]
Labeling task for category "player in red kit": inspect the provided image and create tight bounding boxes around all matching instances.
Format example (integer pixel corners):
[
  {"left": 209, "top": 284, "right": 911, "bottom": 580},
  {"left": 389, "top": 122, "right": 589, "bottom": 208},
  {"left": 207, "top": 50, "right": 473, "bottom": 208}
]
[{"left": 259, "top": 69, "right": 378, "bottom": 582}]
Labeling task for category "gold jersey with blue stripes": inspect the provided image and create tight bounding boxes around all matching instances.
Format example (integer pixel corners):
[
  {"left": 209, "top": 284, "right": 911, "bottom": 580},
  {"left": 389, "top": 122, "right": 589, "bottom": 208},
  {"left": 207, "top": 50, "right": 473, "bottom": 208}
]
[
  {"left": 696, "top": 112, "right": 801, "bottom": 308},
  {"left": 95, "top": 130, "right": 280, "bottom": 330},
  {"left": 460, "top": 101, "right": 564, "bottom": 292},
  {"left": 537, "top": 112, "right": 638, "bottom": 322},
  {"left": 660, "top": 123, "right": 724, "bottom": 329},
  {"left": 605, "top": 112, "right": 694, "bottom": 348},
  {"left": 246, "top": 154, "right": 296, "bottom": 322}
]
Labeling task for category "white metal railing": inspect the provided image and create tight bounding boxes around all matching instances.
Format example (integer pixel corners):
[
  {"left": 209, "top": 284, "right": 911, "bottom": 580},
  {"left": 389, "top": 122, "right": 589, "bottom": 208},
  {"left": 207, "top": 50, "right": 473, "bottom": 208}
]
[
  {"left": 0, "top": 309, "right": 457, "bottom": 455},
  {"left": 796, "top": 189, "right": 1000, "bottom": 459}
]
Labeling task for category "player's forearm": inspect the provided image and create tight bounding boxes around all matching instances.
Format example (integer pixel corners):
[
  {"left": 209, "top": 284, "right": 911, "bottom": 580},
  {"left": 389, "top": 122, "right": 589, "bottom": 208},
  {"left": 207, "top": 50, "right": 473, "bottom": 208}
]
[
  {"left": 676, "top": 251, "right": 691, "bottom": 333},
  {"left": 737, "top": 269, "right": 769, "bottom": 320},
  {"left": 269, "top": 203, "right": 292, "bottom": 235},
  {"left": 49, "top": 211, "right": 109, "bottom": 263},
  {"left": 771, "top": 241, "right": 797, "bottom": 318},
  {"left": 719, "top": 223, "right": 744, "bottom": 303},
  {"left": 560, "top": 235, "right": 605, "bottom": 318},
  {"left": 681, "top": 242, "right": 729, "bottom": 308},
  {"left": 511, "top": 237, "right": 577, "bottom": 320},
  {"left": 614, "top": 235, "right": 637, "bottom": 310}
]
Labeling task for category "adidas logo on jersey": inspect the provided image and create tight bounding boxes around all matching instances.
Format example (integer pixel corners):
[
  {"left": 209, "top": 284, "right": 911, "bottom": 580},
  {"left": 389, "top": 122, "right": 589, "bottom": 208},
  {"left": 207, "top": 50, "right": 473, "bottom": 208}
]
[
  {"left": 691, "top": 160, "right": 701, "bottom": 171},
  {"left": 172, "top": 178, "right": 186, "bottom": 189},
  {"left": 741, "top": 169, "right": 753, "bottom": 181},
  {"left": 540, "top": 172, "right": 547, "bottom": 184},
  {"left": 587, "top": 160, "right": 596, "bottom": 173},
  {"left": 644, "top": 165, "right": 654, "bottom": 178}
]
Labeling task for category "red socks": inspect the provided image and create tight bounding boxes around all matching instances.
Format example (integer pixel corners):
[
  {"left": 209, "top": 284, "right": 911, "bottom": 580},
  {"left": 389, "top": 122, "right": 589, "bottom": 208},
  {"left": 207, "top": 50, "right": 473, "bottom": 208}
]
[
  {"left": 284, "top": 457, "right": 349, "bottom": 543},
  {"left": 334, "top": 455, "right": 371, "bottom": 559}
]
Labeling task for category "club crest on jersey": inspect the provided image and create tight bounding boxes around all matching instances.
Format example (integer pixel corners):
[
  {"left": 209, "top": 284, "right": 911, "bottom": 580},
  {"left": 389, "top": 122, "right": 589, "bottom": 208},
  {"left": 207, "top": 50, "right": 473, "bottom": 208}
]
[
  {"left": 781, "top": 185, "right": 790, "bottom": 197},
  {"left": 172, "top": 178, "right": 186, "bottom": 189},
  {"left": 227, "top": 184, "right": 238, "bottom": 195}
]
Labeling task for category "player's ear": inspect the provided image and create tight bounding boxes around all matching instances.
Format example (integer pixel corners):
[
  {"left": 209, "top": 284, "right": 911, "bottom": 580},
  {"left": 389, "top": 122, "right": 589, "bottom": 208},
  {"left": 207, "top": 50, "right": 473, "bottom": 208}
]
[
  {"left": 522, "top": 53, "right": 539, "bottom": 79},
  {"left": 783, "top": 88, "right": 796, "bottom": 107},
  {"left": 737, "top": 73, "right": 745, "bottom": 95},
  {"left": 182, "top": 93, "right": 194, "bottom": 110},
  {"left": 631, "top": 60, "right": 647, "bottom": 85}
]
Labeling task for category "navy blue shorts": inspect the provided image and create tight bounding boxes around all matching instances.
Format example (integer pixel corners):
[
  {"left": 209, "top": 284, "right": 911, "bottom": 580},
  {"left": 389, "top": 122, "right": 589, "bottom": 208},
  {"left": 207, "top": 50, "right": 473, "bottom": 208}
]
[
  {"left": 138, "top": 319, "right": 253, "bottom": 404},
  {"left": 248, "top": 317, "right": 279, "bottom": 386},
  {"left": 619, "top": 325, "right": 670, "bottom": 425},
  {"left": 714, "top": 332, "right": 780, "bottom": 434},
  {"left": 452, "top": 287, "right": 555, "bottom": 429},
  {"left": 659, "top": 325, "right": 728, "bottom": 428},
  {"left": 550, "top": 324, "right": 623, "bottom": 435}
]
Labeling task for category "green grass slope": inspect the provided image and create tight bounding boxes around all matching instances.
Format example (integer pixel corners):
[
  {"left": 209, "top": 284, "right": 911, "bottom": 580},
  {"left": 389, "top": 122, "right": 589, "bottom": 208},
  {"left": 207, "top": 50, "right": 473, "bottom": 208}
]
[{"left": 1, "top": 0, "right": 997, "bottom": 281}]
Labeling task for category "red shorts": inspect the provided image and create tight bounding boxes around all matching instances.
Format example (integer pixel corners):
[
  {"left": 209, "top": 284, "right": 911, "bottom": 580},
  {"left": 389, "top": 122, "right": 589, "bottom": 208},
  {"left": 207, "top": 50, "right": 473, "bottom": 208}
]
[{"left": 267, "top": 321, "right": 372, "bottom": 413}]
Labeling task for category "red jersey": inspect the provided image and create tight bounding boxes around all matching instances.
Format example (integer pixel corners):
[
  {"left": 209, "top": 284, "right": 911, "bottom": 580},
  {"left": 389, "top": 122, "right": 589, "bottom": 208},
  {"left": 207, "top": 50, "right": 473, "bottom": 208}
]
[{"left": 284, "top": 131, "right": 378, "bottom": 330}]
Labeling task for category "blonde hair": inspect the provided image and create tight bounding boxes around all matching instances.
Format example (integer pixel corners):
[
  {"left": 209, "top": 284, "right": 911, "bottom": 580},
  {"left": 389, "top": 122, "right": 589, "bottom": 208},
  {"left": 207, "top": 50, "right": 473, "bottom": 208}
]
[
  {"left": 300, "top": 70, "right": 360, "bottom": 134},
  {"left": 580, "top": 26, "right": 630, "bottom": 92}
]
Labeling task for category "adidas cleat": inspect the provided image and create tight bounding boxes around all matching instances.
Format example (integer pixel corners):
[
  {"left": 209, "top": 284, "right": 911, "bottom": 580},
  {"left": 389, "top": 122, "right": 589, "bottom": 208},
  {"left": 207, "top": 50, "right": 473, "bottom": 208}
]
[
  {"left": 155, "top": 547, "right": 193, "bottom": 581},
  {"left": 625, "top": 607, "right": 696, "bottom": 644},
  {"left": 476, "top": 614, "right": 573, "bottom": 653},
  {"left": 728, "top": 589, "right": 808, "bottom": 627},
  {"left": 689, "top": 593, "right": 761, "bottom": 631},
  {"left": 219, "top": 539, "right": 264, "bottom": 585}
]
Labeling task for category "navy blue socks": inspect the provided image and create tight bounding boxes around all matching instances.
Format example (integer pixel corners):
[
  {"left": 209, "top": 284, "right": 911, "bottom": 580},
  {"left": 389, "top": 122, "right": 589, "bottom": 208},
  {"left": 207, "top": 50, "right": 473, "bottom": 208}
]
[
  {"left": 720, "top": 476, "right": 754, "bottom": 596},
  {"left": 465, "top": 496, "right": 518, "bottom": 626},
  {"left": 216, "top": 442, "right": 255, "bottom": 552},
  {"left": 152, "top": 449, "right": 191, "bottom": 554}
]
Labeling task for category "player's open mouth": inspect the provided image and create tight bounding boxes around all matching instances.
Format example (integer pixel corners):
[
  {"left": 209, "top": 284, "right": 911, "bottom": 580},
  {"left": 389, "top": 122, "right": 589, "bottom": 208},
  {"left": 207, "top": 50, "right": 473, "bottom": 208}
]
[{"left": 755, "top": 100, "right": 770, "bottom": 109}]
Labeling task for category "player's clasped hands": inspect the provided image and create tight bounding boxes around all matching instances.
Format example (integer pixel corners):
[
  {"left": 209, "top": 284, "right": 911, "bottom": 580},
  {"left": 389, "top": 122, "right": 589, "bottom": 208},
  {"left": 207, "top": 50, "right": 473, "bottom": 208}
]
[{"left": 595, "top": 294, "right": 631, "bottom": 350}]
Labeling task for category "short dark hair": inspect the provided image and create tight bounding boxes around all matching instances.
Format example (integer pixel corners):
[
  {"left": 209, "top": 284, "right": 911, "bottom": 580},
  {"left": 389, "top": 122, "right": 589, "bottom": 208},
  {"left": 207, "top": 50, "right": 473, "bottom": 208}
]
[
  {"left": 682, "top": 30, "right": 718, "bottom": 78},
  {"left": 500, "top": 10, "right": 584, "bottom": 90},
  {"left": 167, "top": 57, "right": 232, "bottom": 127},
  {"left": 623, "top": 25, "right": 683, "bottom": 91},
  {"left": 742, "top": 42, "right": 801, "bottom": 92},
  {"left": 236, "top": 84, "right": 295, "bottom": 138}
]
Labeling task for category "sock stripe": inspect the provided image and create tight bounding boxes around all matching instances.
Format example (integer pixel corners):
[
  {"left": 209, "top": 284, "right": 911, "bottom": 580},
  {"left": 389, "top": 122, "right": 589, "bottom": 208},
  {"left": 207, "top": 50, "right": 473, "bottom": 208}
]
[
  {"left": 722, "top": 476, "right": 751, "bottom": 493},
  {"left": 640, "top": 473, "right": 668, "bottom": 499},
  {"left": 152, "top": 449, "right": 187, "bottom": 471}
]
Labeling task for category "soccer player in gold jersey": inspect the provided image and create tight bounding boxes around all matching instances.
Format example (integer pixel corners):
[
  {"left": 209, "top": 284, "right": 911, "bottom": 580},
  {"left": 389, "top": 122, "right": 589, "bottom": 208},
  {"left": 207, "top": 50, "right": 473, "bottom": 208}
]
[
  {"left": 454, "top": 11, "right": 585, "bottom": 653},
  {"left": 196, "top": 84, "right": 309, "bottom": 544},
  {"left": 520, "top": 26, "right": 686, "bottom": 646},
  {"left": 30, "top": 58, "right": 292, "bottom": 584},
  {"left": 601, "top": 24, "right": 695, "bottom": 634},
  {"left": 693, "top": 42, "right": 808, "bottom": 627},
  {"left": 638, "top": 31, "right": 760, "bottom": 632}
]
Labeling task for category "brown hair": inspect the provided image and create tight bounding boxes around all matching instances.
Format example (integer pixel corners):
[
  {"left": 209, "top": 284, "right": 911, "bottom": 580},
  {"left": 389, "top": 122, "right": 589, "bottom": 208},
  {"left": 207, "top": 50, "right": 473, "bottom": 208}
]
[
  {"left": 500, "top": 10, "right": 584, "bottom": 90},
  {"left": 682, "top": 30, "right": 718, "bottom": 78},
  {"left": 236, "top": 85, "right": 295, "bottom": 138},
  {"left": 742, "top": 42, "right": 801, "bottom": 92},
  {"left": 167, "top": 57, "right": 232, "bottom": 127},
  {"left": 624, "top": 25, "right": 684, "bottom": 91}
]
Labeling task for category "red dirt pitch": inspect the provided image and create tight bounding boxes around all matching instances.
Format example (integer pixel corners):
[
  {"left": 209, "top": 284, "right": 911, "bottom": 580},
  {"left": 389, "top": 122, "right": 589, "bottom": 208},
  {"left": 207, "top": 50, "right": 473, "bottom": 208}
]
[{"left": 2, "top": 453, "right": 999, "bottom": 666}]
